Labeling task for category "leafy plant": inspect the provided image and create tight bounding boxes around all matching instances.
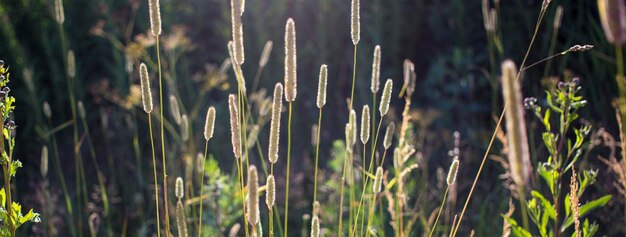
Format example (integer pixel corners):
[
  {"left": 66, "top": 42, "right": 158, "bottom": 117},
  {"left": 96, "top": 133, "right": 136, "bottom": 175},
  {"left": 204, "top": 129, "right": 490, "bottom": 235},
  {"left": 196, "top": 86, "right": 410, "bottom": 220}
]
[
  {"left": 505, "top": 79, "right": 611, "bottom": 237},
  {"left": 0, "top": 61, "right": 40, "bottom": 236}
]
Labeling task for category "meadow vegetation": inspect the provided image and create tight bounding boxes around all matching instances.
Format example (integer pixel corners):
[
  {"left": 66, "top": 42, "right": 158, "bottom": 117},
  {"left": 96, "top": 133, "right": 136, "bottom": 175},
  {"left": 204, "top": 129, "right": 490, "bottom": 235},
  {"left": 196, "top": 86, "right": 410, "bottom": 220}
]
[{"left": 0, "top": 0, "right": 625, "bottom": 236}]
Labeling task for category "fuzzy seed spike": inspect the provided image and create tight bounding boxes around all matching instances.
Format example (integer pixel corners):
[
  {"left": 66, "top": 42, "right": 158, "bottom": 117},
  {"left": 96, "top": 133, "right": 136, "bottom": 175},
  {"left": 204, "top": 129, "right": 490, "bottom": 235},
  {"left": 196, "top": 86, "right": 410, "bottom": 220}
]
[
  {"left": 351, "top": 0, "right": 360, "bottom": 45},
  {"left": 175, "top": 177, "right": 184, "bottom": 199},
  {"left": 373, "top": 166, "right": 383, "bottom": 193},
  {"left": 169, "top": 95, "right": 182, "bottom": 125},
  {"left": 268, "top": 83, "right": 283, "bottom": 164},
  {"left": 230, "top": 0, "right": 244, "bottom": 64},
  {"left": 311, "top": 216, "right": 320, "bottom": 237},
  {"left": 55, "top": 0, "right": 65, "bottom": 24},
  {"left": 259, "top": 41, "right": 273, "bottom": 68},
  {"left": 148, "top": 0, "right": 161, "bottom": 36},
  {"left": 247, "top": 166, "right": 259, "bottom": 225},
  {"left": 380, "top": 79, "right": 393, "bottom": 116},
  {"left": 349, "top": 109, "right": 357, "bottom": 146},
  {"left": 181, "top": 114, "right": 189, "bottom": 142},
  {"left": 43, "top": 101, "right": 52, "bottom": 119},
  {"left": 41, "top": 146, "right": 49, "bottom": 177},
  {"left": 139, "top": 63, "right": 153, "bottom": 113},
  {"left": 284, "top": 18, "right": 297, "bottom": 102},
  {"left": 67, "top": 50, "right": 76, "bottom": 78},
  {"left": 447, "top": 158, "right": 459, "bottom": 186},
  {"left": 361, "top": 105, "right": 370, "bottom": 144},
  {"left": 345, "top": 123, "right": 353, "bottom": 154},
  {"left": 383, "top": 122, "right": 395, "bottom": 149},
  {"left": 204, "top": 106, "right": 216, "bottom": 141},
  {"left": 228, "top": 94, "right": 242, "bottom": 159},
  {"left": 501, "top": 60, "right": 531, "bottom": 187},
  {"left": 266, "top": 174, "right": 276, "bottom": 208},
  {"left": 317, "top": 64, "right": 328, "bottom": 109},
  {"left": 371, "top": 45, "right": 381, "bottom": 93},
  {"left": 176, "top": 201, "right": 188, "bottom": 237}
]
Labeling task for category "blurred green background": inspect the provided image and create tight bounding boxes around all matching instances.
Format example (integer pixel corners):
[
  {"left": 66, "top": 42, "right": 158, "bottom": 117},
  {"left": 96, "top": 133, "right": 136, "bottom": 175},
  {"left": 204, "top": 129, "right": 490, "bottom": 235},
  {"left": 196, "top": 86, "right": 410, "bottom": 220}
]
[{"left": 0, "top": 0, "right": 623, "bottom": 236}]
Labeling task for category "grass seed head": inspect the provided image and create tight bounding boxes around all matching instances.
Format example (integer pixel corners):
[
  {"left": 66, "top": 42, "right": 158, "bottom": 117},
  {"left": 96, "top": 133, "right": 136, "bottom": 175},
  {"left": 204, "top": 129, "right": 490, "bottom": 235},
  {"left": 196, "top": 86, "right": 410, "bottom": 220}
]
[
  {"left": 501, "top": 60, "right": 531, "bottom": 187},
  {"left": 266, "top": 174, "right": 275, "bottom": 208},
  {"left": 349, "top": 109, "right": 357, "bottom": 146},
  {"left": 361, "top": 105, "right": 370, "bottom": 144},
  {"left": 77, "top": 101, "right": 86, "bottom": 120},
  {"left": 231, "top": 0, "right": 244, "bottom": 64},
  {"left": 55, "top": 0, "right": 65, "bottom": 24},
  {"left": 228, "top": 41, "right": 247, "bottom": 93},
  {"left": 67, "top": 50, "right": 76, "bottom": 78},
  {"left": 228, "top": 94, "right": 242, "bottom": 159},
  {"left": 269, "top": 83, "right": 283, "bottom": 164},
  {"left": 181, "top": 114, "right": 189, "bottom": 142},
  {"left": 317, "top": 64, "right": 328, "bottom": 109},
  {"left": 246, "top": 125, "right": 260, "bottom": 149},
  {"left": 554, "top": 6, "right": 563, "bottom": 29},
  {"left": 247, "top": 165, "right": 259, "bottom": 225},
  {"left": 380, "top": 79, "right": 393, "bottom": 116},
  {"left": 148, "top": 0, "right": 161, "bottom": 36},
  {"left": 383, "top": 122, "right": 395, "bottom": 149},
  {"left": 43, "top": 101, "right": 52, "bottom": 119},
  {"left": 373, "top": 166, "right": 383, "bottom": 193},
  {"left": 176, "top": 201, "right": 188, "bottom": 237},
  {"left": 351, "top": 0, "right": 360, "bottom": 45},
  {"left": 139, "top": 63, "right": 153, "bottom": 113},
  {"left": 259, "top": 41, "right": 273, "bottom": 68},
  {"left": 175, "top": 177, "right": 184, "bottom": 199},
  {"left": 41, "top": 146, "right": 48, "bottom": 178},
  {"left": 204, "top": 106, "right": 216, "bottom": 141},
  {"left": 403, "top": 59, "right": 416, "bottom": 97},
  {"left": 371, "top": 45, "right": 381, "bottom": 93},
  {"left": 284, "top": 18, "right": 297, "bottom": 102},
  {"left": 447, "top": 158, "right": 459, "bottom": 186},
  {"left": 311, "top": 216, "right": 320, "bottom": 237},
  {"left": 345, "top": 123, "right": 353, "bottom": 153},
  {"left": 598, "top": 0, "right": 626, "bottom": 45},
  {"left": 169, "top": 95, "right": 182, "bottom": 125}
]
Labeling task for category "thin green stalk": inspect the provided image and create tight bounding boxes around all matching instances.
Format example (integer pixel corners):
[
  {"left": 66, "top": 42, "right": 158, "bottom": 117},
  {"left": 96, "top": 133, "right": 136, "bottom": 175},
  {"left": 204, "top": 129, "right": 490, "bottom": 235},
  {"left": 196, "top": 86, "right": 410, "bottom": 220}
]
[
  {"left": 518, "top": 185, "right": 530, "bottom": 231},
  {"left": 371, "top": 95, "right": 377, "bottom": 164},
  {"left": 617, "top": 44, "right": 625, "bottom": 96},
  {"left": 59, "top": 22, "right": 85, "bottom": 237},
  {"left": 365, "top": 192, "right": 380, "bottom": 237},
  {"left": 156, "top": 36, "right": 171, "bottom": 237},
  {"left": 284, "top": 102, "right": 293, "bottom": 237},
  {"left": 349, "top": 45, "right": 358, "bottom": 110},
  {"left": 197, "top": 141, "right": 208, "bottom": 237},
  {"left": 542, "top": 23, "right": 559, "bottom": 78},
  {"left": 428, "top": 187, "right": 449, "bottom": 237},
  {"left": 81, "top": 113, "right": 112, "bottom": 237},
  {"left": 338, "top": 146, "right": 349, "bottom": 236},
  {"left": 452, "top": 6, "right": 548, "bottom": 236},
  {"left": 270, "top": 164, "right": 275, "bottom": 237},
  {"left": 48, "top": 123, "right": 76, "bottom": 237},
  {"left": 149, "top": 116, "right": 161, "bottom": 237},
  {"left": 313, "top": 108, "right": 323, "bottom": 203},
  {"left": 235, "top": 67, "right": 250, "bottom": 237},
  {"left": 351, "top": 118, "right": 383, "bottom": 236}
]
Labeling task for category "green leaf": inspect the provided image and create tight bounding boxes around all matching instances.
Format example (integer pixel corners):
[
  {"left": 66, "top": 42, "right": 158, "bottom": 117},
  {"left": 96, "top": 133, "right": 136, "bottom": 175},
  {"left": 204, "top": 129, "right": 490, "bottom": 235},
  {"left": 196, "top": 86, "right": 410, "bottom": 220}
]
[
  {"left": 502, "top": 216, "right": 533, "bottom": 237},
  {"left": 531, "top": 191, "right": 556, "bottom": 220},
  {"left": 543, "top": 109, "right": 551, "bottom": 131},
  {"left": 561, "top": 195, "right": 612, "bottom": 231},
  {"left": 0, "top": 188, "right": 5, "bottom": 208}
]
